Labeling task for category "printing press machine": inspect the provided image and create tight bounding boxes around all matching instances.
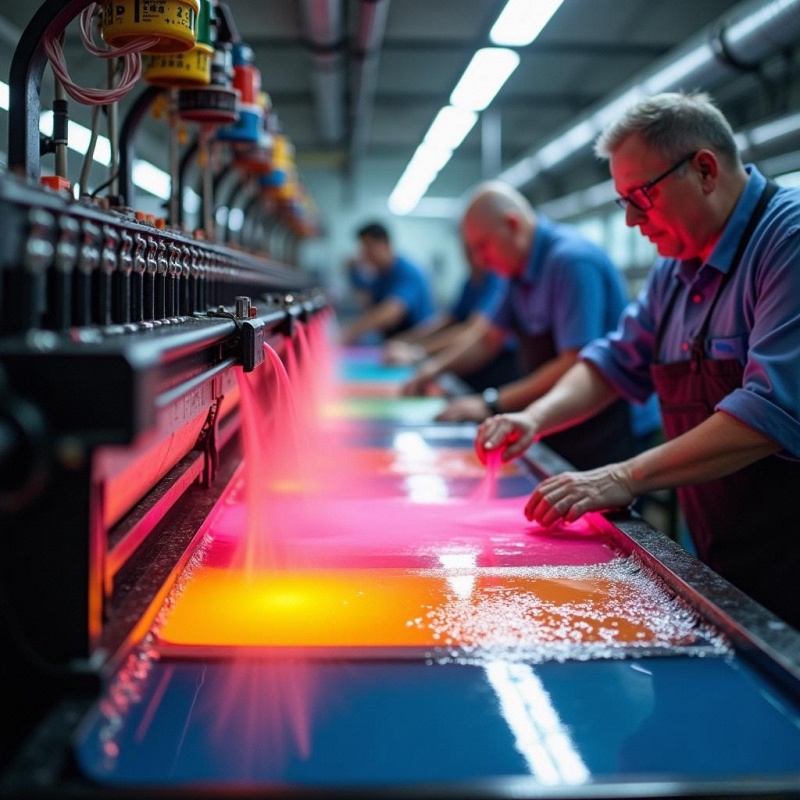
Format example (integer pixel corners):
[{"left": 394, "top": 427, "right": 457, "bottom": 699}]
[
  {"left": 3, "top": 0, "right": 800, "bottom": 797},
  {"left": 3, "top": 288, "right": 800, "bottom": 800},
  {"left": 0, "top": 165, "right": 328, "bottom": 773},
  {"left": 0, "top": 0, "right": 329, "bottom": 776},
  {"left": 3, "top": 164, "right": 800, "bottom": 796}
]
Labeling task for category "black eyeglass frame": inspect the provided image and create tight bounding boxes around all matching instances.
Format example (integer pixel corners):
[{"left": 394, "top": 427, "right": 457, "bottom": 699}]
[{"left": 614, "top": 151, "right": 698, "bottom": 212}]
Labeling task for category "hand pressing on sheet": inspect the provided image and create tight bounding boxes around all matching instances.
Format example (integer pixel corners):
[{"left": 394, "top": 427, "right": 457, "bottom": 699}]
[{"left": 523, "top": 464, "right": 636, "bottom": 526}]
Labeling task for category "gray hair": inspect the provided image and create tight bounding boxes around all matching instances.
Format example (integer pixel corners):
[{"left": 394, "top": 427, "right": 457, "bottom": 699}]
[{"left": 594, "top": 91, "right": 741, "bottom": 169}]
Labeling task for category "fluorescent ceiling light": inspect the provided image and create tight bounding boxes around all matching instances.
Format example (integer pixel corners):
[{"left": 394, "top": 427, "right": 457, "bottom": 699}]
[
  {"left": 388, "top": 142, "right": 454, "bottom": 215},
  {"left": 490, "top": 0, "right": 565, "bottom": 46},
  {"left": 450, "top": 48, "right": 520, "bottom": 112},
  {"left": 424, "top": 106, "right": 478, "bottom": 152},
  {"left": 227, "top": 206, "right": 244, "bottom": 232},
  {"left": 394, "top": 168, "right": 435, "bottom": 198},
  {"left": 407, "top": 141, "right": 453, "bottom": 176},
  {"left": 183, "top": 187, "right": 201, "bottom": 214},
  {"left": 215, "top": 206, "right": 230, "bottom": 226},
  {"left": 388, "top": 170, "right": 435, "bottom": 215},
  {"left": 0, "top": 80, "right": 9, "bottom": 111},
  {"left": 388, "top": 192, "right": 422, "bottom": 217},
  {"left": 132, "top": 160, "right": 171, "bottom": 200}
]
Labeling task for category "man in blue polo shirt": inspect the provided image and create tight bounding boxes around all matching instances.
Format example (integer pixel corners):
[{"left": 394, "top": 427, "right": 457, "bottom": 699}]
[
  {"left": 477, "top": 92, "right": 800, "bottom": 629},
  {"left": 339, "top": 222, "right": 435, "bottom": 345},
  {"left": 384, "top": 246, "right": 521, "bottom": 392},
  {"left": 406, "top": 180, "right": 660, "bottom": 470}
]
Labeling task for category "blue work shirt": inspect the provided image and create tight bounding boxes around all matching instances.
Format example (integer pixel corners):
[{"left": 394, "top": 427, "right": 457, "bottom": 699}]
[
  {"left": 582, "top": 165, "right": 800, "bottom": 458},
  {"left": 492, "top": 216, "right": 660, "bottom": 437},
  {"left": 370, "top": 254, "right": 436, "bottom": 329},
  {"left": 452, "top": 270, "right": 518, "bottom": 362},
  {"left": 451, "top": 270, "right": 509, "bottom": 322},
  {"left": 348, "top": 263, "right": 379, "bottom": 293}
]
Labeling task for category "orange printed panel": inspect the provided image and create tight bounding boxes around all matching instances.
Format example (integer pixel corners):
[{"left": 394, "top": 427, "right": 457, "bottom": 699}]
[{"left": 156, "top": 563, "right": 708, "bottom": 651}]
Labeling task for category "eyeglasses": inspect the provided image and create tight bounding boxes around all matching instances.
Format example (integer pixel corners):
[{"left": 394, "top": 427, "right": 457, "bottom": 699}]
[{"left": 615, "top": 151, "right": 697, "bottom": 212}]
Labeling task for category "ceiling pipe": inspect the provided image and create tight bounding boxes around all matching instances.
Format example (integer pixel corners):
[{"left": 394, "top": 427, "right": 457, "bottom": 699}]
[
  {"left": 348, "top": 0, "right": 391, "bottom": 174},
  {"left": 299, "top": 0, "right": 345, "bottom": 145},
  {"left": 493, "top": 0, "right": 800, "bottom": 193}
]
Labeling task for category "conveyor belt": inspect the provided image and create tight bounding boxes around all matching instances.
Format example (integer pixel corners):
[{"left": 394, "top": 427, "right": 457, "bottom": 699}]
[{"left": 67, "top": 346, "right": 800, "bottom": 797}]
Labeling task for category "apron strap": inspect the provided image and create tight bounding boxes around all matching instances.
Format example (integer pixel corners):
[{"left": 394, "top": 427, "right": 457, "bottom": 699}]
[{"left": 652, "top": 276, "right": 682, "bottom": 365}]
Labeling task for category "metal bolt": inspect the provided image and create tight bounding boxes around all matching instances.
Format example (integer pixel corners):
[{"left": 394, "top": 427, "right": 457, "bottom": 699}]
[{"left": 234, "top": 296, "right": 252, "bottom": 319}]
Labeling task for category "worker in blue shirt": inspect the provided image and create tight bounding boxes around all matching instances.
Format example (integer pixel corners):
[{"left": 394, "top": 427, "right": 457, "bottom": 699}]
[
  {"left": 339, "top": 222, "right": 435, "bottom": 345},
  {"left": 477, "top": 92, "right": 800, "bottom": 629},
  {"left": 384, "top": 246, "right": 521, "bottom": 392},
  {"left": 406, "top": 180, "right": 660, "bottom": 470}
]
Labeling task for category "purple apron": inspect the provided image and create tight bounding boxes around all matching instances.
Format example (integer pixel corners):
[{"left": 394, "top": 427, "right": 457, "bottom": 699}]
[{"left": 650, "top": 181, "right": 800, "bottom": 628}]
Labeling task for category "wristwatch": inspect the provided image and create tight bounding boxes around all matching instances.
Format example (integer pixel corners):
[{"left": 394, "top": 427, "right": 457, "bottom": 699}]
[{"left": 482, "top": 387, "right": 501, "bottom": 416}]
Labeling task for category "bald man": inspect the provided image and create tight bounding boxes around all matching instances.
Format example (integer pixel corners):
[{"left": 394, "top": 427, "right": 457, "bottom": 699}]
[{"left": 405, "top": 180, "right": 659, "bottom": 470}]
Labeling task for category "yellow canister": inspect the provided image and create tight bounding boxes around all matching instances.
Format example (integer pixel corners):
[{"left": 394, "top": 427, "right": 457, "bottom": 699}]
[
  {"left": 102, "top": 0, "right": 200, "bottom": 54},
  {"left": 143, "top": 43, "right": 213, "bottom": 86}
]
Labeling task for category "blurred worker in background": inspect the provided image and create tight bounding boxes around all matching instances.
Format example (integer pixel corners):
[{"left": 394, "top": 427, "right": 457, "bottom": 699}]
[
  {"left": 339, "top": 221, "right": 435, "bottom": 346},
  {"left": 477, "top": 91, "right": 800, "bottom": 629},
  {"left": 383, "top": 244, "right": 522, "bottom": 393},
  {"left": 404, "top": 179, "right": 660, "bottom": 470}
]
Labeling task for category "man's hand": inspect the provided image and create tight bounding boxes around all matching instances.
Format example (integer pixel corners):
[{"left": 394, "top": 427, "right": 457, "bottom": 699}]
[
  {"left": 384, "top": 341, "right": 425, "bottom": 365},
  {"left": 524, "top": 465, "right": 635, "bottom": 526},
  {"left": 400, "top": 360, "right": 439, "bottom": 396},
  {"left": 475, "top": 412, "right": 538, "bottom": 463},
  {"left": 435, "top": 394, "right": 491, "bottom": 423}
]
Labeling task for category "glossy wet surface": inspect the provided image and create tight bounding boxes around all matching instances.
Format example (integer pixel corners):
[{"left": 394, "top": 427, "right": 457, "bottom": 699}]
[
  {"left": 75, "top": 656, "right": 800, "bottom": 787},
  {"left": 74, "top": 344, "right": 800, "bottom": 791}
]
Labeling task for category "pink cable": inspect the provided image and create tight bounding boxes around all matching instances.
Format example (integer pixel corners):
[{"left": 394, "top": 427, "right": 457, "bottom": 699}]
[{"left": 43, "top": 4, "right": 159, "bottom": 105}]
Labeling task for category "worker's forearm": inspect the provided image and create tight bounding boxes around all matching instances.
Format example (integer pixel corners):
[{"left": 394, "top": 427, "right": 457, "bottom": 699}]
[
  {"left": 523, "top": 361, "right": 619, "bottom": 434},
  {"left": 426, "top": 322, "right": 498, "bottom": 375},
  {"left": 497, "top": 350, "right": 580, "bottom": 411},
  {"left": 419, "top": 320, "right": 472, "bottom": 355},
  {"left": 625, "top": 411, "right": 781, "bottom": 495},
  {"left": 342, "top": 300, "right": 405, "bottom": 343},
  {"left": 393, "top": 316, "right": 449, "bottom": 345}
]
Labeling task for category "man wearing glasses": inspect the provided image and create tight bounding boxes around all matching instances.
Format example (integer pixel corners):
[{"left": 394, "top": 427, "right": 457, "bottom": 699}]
[{"left": 476, "top": 91, "right": 800, "bottom": 629}]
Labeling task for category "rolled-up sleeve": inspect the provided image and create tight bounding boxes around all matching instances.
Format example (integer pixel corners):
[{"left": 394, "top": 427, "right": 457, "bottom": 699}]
[{"left": 716, "top": 228, "right": 800, "bottom": 458}]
